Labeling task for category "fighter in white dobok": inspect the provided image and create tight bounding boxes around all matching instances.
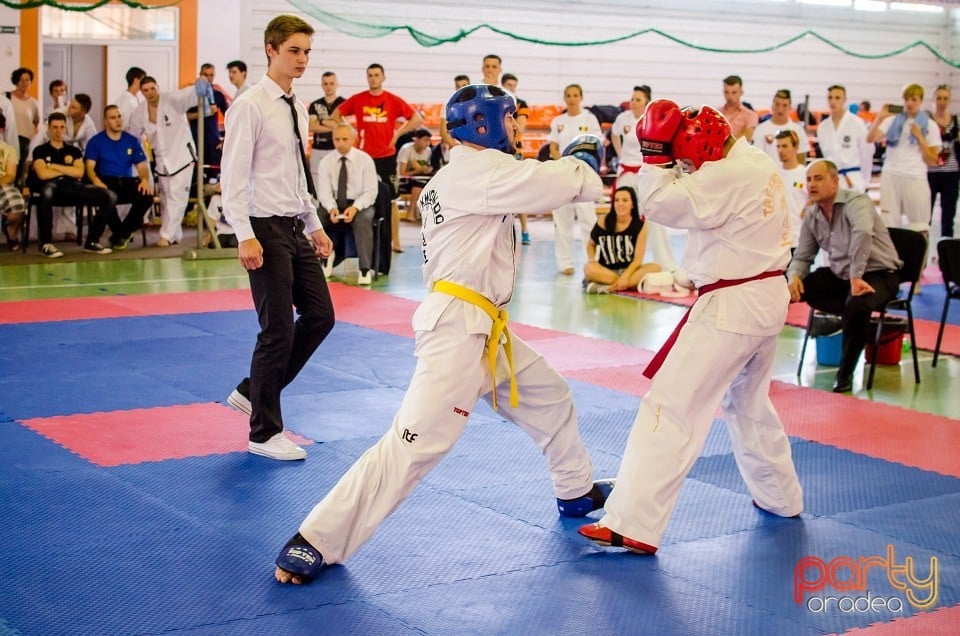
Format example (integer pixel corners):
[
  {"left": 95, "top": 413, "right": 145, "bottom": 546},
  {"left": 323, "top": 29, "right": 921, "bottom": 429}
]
[
  {"left": 128, "top": 76, "right": 206, "bottom": 246},
  {"left": 816, "top": 85, "right": 874, "bottom": 194},
  {"left": 274, "top": 84, "right": 613, "bottom": 584},
  {"left": 579, "top": 100, "right": 803, "bottom": 554}
]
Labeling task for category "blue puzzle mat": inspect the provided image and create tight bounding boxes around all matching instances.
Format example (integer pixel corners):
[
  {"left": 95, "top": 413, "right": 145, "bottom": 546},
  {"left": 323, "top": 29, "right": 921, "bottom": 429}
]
[{"left": 0, "top": 310, "right": 957, "bottom": 635}]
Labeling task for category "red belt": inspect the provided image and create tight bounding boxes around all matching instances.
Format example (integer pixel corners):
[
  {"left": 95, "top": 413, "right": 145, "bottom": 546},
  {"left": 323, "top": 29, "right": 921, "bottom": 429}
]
[
  {"left": 642, "top": 270, "right": 784, "bottom": 379},
  {"left": 618, "top": 164, "right": 642, "bottom": 175}
]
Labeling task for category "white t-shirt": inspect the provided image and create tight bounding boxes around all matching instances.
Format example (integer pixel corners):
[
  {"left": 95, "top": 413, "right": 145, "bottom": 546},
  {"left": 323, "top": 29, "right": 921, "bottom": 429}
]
[
  {"left": 612, "top": 109, "right": 643, "bottom": 167},
  {"left": 548, "top": 111, "right": 602, "bottom": 152},
  {"left": 879, "top": 115, "right": 942, "bottom": 178},
  {"left": 779, "top": 164, "right": 807, "bottom": 247},
  {"left": 753, "top": 119, "right": 810, "bottom": 162},
  {"left": 397, "top": 142, "right": 431, "bottom": 175}
]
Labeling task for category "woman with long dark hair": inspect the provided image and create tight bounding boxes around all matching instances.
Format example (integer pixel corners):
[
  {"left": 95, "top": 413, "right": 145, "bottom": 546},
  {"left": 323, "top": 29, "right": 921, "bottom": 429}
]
[{"left": 583, "top": 186, "right": 661, "bottom": 293}]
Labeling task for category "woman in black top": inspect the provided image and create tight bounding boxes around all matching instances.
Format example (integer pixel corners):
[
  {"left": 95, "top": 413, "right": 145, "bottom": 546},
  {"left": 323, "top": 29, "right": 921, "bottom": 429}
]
[
  {"left": 583, "top": 186, "right": 661, "bottom": 293},
  {"left": 928, "top": 84, "right": 959, "bottom": 238}
]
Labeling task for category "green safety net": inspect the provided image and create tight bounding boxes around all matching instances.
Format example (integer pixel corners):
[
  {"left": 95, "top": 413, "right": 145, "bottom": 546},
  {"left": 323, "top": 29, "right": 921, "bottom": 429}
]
[
  {"left": 0, "top": 0, "right": 177, "bottom": 10},
  {"left": 287, "top": 0, "right": 960, "bottom": 69}
]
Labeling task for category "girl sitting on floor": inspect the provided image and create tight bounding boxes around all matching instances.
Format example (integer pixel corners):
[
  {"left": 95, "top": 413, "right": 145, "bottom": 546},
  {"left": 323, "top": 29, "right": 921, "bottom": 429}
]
[{"left": 583, "top": 186, "right": 661, "bottom": 294}]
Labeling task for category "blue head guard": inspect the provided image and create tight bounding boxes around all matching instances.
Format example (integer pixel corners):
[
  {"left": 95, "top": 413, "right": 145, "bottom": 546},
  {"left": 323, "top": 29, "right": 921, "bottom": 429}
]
[{"left": 445, "top": 84, "right": 517, "bottom": 154}]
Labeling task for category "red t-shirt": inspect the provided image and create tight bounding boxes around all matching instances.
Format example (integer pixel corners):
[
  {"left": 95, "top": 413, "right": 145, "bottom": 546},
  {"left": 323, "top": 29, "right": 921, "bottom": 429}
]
[{"left": 337, "top": 90, "right": 417, "bottom": 159}]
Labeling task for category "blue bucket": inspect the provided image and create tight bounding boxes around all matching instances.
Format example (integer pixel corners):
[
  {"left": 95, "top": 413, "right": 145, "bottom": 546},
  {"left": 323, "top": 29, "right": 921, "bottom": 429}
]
[{"left": 815, "top": 332, "right": 843, "bottom": 367}]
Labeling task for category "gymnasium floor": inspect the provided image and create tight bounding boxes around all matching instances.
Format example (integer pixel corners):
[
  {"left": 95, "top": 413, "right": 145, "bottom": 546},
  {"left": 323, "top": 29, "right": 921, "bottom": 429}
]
[{"left": 1, "top": 219, "right": 958, "bottom": 635}]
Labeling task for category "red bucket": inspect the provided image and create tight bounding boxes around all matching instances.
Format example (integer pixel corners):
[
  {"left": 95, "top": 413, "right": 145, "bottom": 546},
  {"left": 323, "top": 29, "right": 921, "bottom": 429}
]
[{"left": 865, "top": 318, "right": 906, "bottom": 365}]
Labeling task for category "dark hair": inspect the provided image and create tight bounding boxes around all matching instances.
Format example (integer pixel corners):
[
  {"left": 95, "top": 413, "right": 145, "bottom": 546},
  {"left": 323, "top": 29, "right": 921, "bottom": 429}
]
[
  {"left": 412, "top": 128, "right": 432, "bottom": 139},
  {"left": 860, "top": 100, "right": 871, "bottom": 110},
  {"left": 47, "top": 111, "right": 67, "bottom": 124},
  {"left": 140, "top": 76, "right": 158, "bottom": 88},
  {"left": 227, "top": 60, "right": 247, "bottom": 74},
  {"left": 634, "top": 85, "right": 652, "bottom": 101},
  {"left": 483, "top": 54, "right": 502, "bottom": 64},
  {"left": 103, "top": 104, "right": 120, "bottom": 117},
  {"left": 827, "top": 84, "right": 846, "bottom": 95},
  {"left": 564, "top": 84, "right": 583, "bottom": 97},
  {"left": 606, "top": 186, "right": 640, "bottom": 232},
  {"left": 723, "top": 75, "right": 743, "bottom": 87},
  {"left": 774, "top": 89, "right": 792, "bottom": 101},
  {"left": 0, "top": 113, "right": 5, "bottom": 130},
  {"left": 48, "top": 79, "right": 65, "bottom": 96},
  {"left": 322, "top": 71, "right": 336, "bottom": 79},
  {"left": 367, "top": 63, "right": 384, "bottom": 73},
  {"left": 74, "top": 93, "right": 92, "bottom": 114},
  {"left": 125, "top": 67, "right": 146, "bottom": 87},
  {"left": 11, "top": 67, "right": 33, "bottom": 85},
  {"left": 500, "top": 73, "right": 517, "bottom": 84},
  {"left": 200, "top": 63, "right": 215, "bottom": 73},
  {"left": 455, "top": 73, "right": 472, "bottom": 83},
  {"left": 775, "top": 129, "right": 799, "bottom": 147}
]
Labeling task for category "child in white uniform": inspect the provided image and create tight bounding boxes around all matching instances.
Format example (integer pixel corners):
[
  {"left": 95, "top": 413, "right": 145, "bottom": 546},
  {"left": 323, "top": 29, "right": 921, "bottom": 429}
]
[{"left": 275, "top": 84, "right": 611, "bottom": 584}]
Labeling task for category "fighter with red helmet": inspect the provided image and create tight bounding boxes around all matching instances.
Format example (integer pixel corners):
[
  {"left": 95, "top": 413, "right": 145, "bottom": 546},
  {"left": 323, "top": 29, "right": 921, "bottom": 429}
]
[
  {"left": 579, "top": 99, "right": 803, "bottom": 555},
  {"left": 274, "top": 85, "right": 613, "bottom": 584}
]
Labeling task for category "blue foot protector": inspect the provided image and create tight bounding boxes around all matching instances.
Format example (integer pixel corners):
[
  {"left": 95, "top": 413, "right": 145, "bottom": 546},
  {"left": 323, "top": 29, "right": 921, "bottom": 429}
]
[
  {"left": 557, "top": 478, "right": 616, "bottom": 518},
  {"left": 275, "top": 532, "right": 325, "bottom": 581}
]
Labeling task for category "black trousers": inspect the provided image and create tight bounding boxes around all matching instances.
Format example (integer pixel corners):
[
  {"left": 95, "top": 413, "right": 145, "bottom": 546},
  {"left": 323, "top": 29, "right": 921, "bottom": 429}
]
[
  {"left": 800, "top": 267, "right": 900, "bottom": 378},
  {"left": 246, "top": 215, "right": 335, "bottom": 442},
  {"left": 98, "top": 176, "right": 154, "bottom": 245},
  {"left": 928, "top": 170, "right": 959, "bottom": 238},
  {"left": 35, "top": 179, "right": 119, "bottom": 246}
]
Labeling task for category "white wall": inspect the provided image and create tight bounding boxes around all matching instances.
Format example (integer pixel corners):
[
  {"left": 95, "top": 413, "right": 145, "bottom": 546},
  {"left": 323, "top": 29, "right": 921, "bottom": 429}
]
[
  {"left": 239, "top": 0, "right": 958, "bottom": 113},
  {"left": 0, "top": 7, "right": 20, "bottom": 95},
  {"left": 197, "top": 0, "right": 243, "bottom": 94}
]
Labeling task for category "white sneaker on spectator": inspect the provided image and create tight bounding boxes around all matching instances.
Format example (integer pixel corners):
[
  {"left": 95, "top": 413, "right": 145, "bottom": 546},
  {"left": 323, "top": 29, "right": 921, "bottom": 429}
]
[
  {"left": 322, "top": 249, "right": 334, "bottom": 278},
  {"left": 41, "top": 243, "right": 64, "bottom": 258},
  {"left": 249, "top": 432, "right": 306, "bottom": 461},
  {"left": 585, "top": 282, "right": 610, "bottom": 294},
  {"left": 357, "top": 270, "right": 372, "bottom": 286}
]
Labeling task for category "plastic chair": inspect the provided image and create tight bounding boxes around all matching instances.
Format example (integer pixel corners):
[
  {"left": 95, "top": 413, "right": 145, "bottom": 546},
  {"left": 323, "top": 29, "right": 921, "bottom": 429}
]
[{"left": 932, "top": 238, "right": 960, "bottom": 367}]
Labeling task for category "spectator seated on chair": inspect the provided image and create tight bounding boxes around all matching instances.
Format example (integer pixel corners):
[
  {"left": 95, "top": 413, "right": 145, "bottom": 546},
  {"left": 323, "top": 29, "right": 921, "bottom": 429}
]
[
  {"left": 29, "top": 111, "right": 119, "bottom": 257},
  {"left": 787, "top": 160, "right": 902, "bottom": 393},
  {"left": 397, "top": 128, "right": 434, "bottom": 221},
  {"left": 0, "top": 113, "right": 25, "bottom": 251},
  {"left": 83, "top": 105, "right": 154, "bottom": 251},
  {"left": 317, "top": 123, "right": 378, "bottom": 286}
]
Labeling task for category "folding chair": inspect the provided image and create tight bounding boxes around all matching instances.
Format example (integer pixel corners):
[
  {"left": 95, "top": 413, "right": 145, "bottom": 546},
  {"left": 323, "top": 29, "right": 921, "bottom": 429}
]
[{"left": 932, "top": 238, "right": 960, "bottom": 367}]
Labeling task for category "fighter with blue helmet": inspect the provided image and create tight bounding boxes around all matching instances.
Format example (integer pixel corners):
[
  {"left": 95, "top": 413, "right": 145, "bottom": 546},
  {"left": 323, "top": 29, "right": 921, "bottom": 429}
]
[{"left": 275, "top": 85, "right": 612, "bottom": 584}]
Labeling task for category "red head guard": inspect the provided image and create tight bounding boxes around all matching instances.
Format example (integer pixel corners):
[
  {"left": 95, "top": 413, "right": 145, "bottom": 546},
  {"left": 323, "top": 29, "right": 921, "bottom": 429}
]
[{"left": 672, "top": 105, "right": 732, "bottom": 169}]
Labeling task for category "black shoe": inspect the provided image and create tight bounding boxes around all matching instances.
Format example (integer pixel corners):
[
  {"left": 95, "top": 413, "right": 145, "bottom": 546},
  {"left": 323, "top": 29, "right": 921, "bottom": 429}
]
[
  {"left": 84, "top": 242, "right": 113, "bottom": 254},
  {"left": 832, "top": 375, "right": 853, "bottom": 393}
]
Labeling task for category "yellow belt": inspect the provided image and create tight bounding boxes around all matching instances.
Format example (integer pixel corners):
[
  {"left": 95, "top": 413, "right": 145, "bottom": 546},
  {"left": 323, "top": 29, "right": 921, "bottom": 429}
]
[{"left": 432, "top": 280, "right": 519, "bottom": 410}]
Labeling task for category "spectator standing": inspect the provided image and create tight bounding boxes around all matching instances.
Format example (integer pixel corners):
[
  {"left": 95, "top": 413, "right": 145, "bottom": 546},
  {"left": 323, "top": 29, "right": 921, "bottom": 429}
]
[
  {"left": 227, "top": 60, "right": 251, "bottom": 99},
  {"left": 753, "top": 89, "right": 810, "bottom": 162},
  {"left": 113, "top": 67, "right": 146, "bottom": 131},
  {"left": 307, "top": 71, "right": 344, "bottom": 182},
  {"left": 928, "top": 84, "right": 959, "bottom": 238},
  {"left": 719, "top": 75, "right": 758, "bottom": 142},
  {"left": 817, "top": 85, "right": 874, "bottom": 194}
]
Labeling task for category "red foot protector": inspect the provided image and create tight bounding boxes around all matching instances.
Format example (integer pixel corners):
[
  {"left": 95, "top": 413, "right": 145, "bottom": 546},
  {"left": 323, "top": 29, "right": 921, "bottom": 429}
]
[
  {"left": 578, "top": 522, "right": 657, "bottom": 554},
  {"left": 21, "top": 403, "right": 313, "bottom": 467}
]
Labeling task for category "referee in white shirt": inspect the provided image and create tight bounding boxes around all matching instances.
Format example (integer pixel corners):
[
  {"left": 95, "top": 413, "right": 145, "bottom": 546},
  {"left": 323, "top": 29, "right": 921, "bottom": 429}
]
[{"left": 221, "top": 14, "right": 335, "bottom": 461}]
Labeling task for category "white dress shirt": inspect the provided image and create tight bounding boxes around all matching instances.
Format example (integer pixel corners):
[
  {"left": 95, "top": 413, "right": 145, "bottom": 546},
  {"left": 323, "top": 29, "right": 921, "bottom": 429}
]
[
  {"left": 317, "top": 146, "right": 378, "bottom": 212},
  {"left": 221, "top": 74, "right": 320, "bottom": 242}
]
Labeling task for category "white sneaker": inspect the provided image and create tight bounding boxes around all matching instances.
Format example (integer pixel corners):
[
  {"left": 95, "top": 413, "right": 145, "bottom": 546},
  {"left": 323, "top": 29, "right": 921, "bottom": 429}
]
[
  {"left": 248, "top": 432, "right": 306, "bottom": 461},
  {"left": 226, "top": 388, "right": 252, "bottom": 416},
  {"left": 41, "top": 243, "right": 64, "bottom": 258},
  {"left": 322, "top": 248, "right": 335, "bottom": 278},
  {"left": 585, "top": 282, "right": 610, "bottom": 294},
  {"left": 357, "top": 270, "right": 372, "bottom": 286}
]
